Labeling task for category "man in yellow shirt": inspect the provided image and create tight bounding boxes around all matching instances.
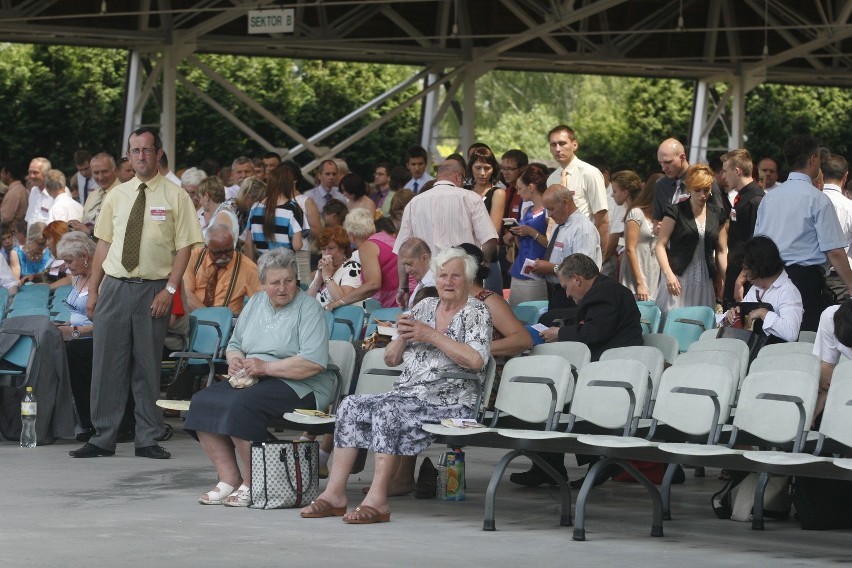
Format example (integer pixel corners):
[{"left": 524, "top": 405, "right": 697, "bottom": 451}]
[{"left": 70, "top": 127, "right": 203, "bottom": 460}]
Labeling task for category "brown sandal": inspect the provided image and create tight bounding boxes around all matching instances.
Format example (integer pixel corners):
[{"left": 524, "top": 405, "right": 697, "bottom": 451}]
[
  {"left": 300, "top": 498, "right": 347, "bottom": 518},
  {"left": 342, "top": 505, "right": 391, "bottom": 524}
]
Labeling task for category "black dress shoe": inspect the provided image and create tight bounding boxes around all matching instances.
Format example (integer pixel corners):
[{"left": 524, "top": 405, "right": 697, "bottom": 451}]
[
  {"left": 509, "top": 465, "right": 568, "bottom": 487},
  {"left": 135, "top": 445, "right": 171, "bottom": 459},
  {"left": 69, "top": 443, "right": 115, "bottom": 458}
]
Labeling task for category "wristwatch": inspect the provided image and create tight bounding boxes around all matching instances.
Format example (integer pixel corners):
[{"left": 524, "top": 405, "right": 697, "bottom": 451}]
[
  {"left": 71, "top": 326, "right": 80, "bottom": 339},
  {"left": 165, "top": 284, "right": 177, "bottom": 295},
  {"left": 553, "top": 265, "right": 559, "bottom": 275}
]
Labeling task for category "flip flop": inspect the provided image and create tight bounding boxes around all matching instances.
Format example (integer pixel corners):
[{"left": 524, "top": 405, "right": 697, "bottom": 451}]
[
  {"left": 342, "top": 505, "right": 391, "bottom": 524},
  {"left": 300, "top": 498, "right": 347, "bottom": 518},
  {"left": 199, "top": 482, "right": 235, "bottom": 505}
]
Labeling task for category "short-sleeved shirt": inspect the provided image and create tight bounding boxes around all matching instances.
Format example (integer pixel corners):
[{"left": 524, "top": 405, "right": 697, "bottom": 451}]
[
  {"left": 227, "top": 290, "right": 334, "bottom": 409},
  {"left": 392, "top": 296, "right": 492, "bottom": 408},
  {"left": 317, "top": 259, "right": 362, "bottom": 306},
  {"left": 754, "top": 172, "right": 847, "bottom": 267},
  {"left": 248, "top": 202, "right": 303, "bottom": 253},
  {"left": 546, "top": 156, "right": 608, "bottom": 221},
  {"left": 184, "top": 247, "right": 261, "bottom": 315},
  {"left": 814, "top": 304, "right": 852, "bottom": 364},
  {"left": 511, "top": 206, "right": 548, "bottom": 280},
  {"left": 95, "top": 174, "right": 203, "bottom": 279},
  {"left": 546, "top": 210, "right": 602, "bottom": 283}
]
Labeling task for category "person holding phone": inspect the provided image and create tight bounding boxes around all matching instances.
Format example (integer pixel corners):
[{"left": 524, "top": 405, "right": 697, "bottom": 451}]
[{"left": 505, "top": 164, "right": 549, "bottom": 305}]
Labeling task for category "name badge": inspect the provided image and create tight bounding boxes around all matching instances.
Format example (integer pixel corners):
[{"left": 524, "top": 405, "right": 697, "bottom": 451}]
[
  {"left": 554, "top": 241, "right": 564, "bottom": 250},
  {"left": 40, "top": 206, "right": 49, "bottom": 214},
  {"left": 730, "top": 208, "right": 737, "bottom": 222},
  {"left": 150, "top": 207, "right": 167, "bottom": 221}
]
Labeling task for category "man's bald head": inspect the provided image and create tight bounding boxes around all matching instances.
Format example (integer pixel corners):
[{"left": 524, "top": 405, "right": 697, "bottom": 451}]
[
  {"left": 657, "top": 138, "right": 688, "bottom": 179},
  {"left": 399, "top": 237, "right": 431, "bottom": 258},
  {"left": 436, "top": 160, "right": 465, "bottom": 185}
]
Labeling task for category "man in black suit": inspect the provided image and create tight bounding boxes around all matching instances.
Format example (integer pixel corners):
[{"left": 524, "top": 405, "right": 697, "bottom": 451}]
[
  {"left": 539, "top": 254, "right": 643, "bottom": 360},
  {"left": 512, "top": 254, "right": 643, "bottom": 487},
  {"left": 720, "top": 149, "right": 764, "bottom": 308}
]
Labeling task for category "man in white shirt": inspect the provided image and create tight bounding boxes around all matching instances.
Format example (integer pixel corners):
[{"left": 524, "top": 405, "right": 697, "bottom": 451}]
[
  {"left": 395, "top": 237, "right": 435, "bottom": 309},
  {"left": 544, "top": 125, "right": 608, "bottom": 250},
  {"left": 224, "top": 156, "right": 254, "bottom": 200},
  {"left": 71, "top": 149, "right": 94, "bottom": 206},
  {"left": 45, "top": 169, "right": 84, "bottom": 223},
  {"left": 394, "top": 160, "right": 498, "bottom": 290},
  {"left": 531, "top": 184, "right": 601, "bottom": 310},
  {"left": 821, "top": 153, "right": 852, "bottom": 300},
  {"left": 24, "top": 157, "right": 51, "bottom": 226},
  {"left": 402, "top": 145, "right": 433, "bottom": 193},
  {"left": 158, "top": 152, "right": 182, "bottom": 187}
]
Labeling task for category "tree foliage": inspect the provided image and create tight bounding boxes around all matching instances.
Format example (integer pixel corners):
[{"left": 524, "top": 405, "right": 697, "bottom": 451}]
[{"left": 3, "top": 42, "right": 852, "bottom": 182}]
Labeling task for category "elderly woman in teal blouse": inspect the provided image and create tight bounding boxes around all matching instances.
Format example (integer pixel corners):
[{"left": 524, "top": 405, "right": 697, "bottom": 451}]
[{"left": 185, "top": 248, "right": 334, "bottom": 507}]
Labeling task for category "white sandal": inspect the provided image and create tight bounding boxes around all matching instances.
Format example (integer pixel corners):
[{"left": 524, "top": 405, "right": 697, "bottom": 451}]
[
  {"left": 223, "top": 485, "right": 251, "bottom": 507},
  {"left": 199, "top": 481, "right": 236, "bottom": 505}
]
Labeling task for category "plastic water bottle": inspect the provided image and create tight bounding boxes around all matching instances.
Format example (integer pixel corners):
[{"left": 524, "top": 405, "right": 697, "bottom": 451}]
[{"left": 20, "top": 387, "right": 36, "bottom": 448}]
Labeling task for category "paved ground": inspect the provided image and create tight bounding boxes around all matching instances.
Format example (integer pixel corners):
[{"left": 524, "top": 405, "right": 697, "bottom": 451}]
[{"left": 2, "top": 420, "right": 849, "bottom": 567}]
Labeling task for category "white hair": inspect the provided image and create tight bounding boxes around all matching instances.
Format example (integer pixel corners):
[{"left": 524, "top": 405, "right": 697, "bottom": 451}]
[{"left": 431, "top": 247, "right": 477, "bottom": 282}]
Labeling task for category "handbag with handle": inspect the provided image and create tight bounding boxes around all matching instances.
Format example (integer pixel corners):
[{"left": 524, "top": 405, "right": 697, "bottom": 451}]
[{"left": 249, "top": 440, "right": 319, "bottom": 509}]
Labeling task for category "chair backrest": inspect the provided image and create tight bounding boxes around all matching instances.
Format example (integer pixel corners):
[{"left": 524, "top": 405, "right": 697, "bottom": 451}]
[
  {"left": 637, "top": 303, "right": 661, "bottom": 335},
  {"left": 672, "top": 350, "right": 741, "bottom": 407},
  {"left": 755, "top": 341, "right": 815, "bottom": 359},
  {"left": 356, "top": 348, "right": 403, "bottom": 395},
  {"left": 511, "top": 305, "right": 540, "bottom": 326},
  {"left": 327, "top": 340, "right": 357, "bottom": 408},
  {"left": 365, "top": 307, "right": 403, "bottom": 337},
  {"left": 11, "top": 294, "right": 49, "bottom": 310},
  {"left": 0, "top": 287, "right": 9, "bottom": 312},
  {"left": 698, "top": 328, "right": 720, "bottom": 341},
  {"left": 16, "top": 285, "right": 50, "bottom": 298},
  {"left": 187, "top": 318, "right": 221, "bottom": 364},
  {"left": 7, "top": 307, "right": 50, "bottom": 318},
  {"left": 798, "top": 330, "right": 817, "bottom": 344},
  {"left": 190, "top": 307, "right": 234, "bottom": 354},
  {"left": 49, "top": 285, "right": 73, "bottom": 308},
  {"left": 568, "top": 359, "right": 650, "bottom": 434},
  {"left": 652, "top": 363, "right": 734, "bottom": 441},
  {"left": 363, "top": 298, "right": 382, "bottom": 317},
  {"left": 530, "top": 341, "right": 591, "bottom": 371},
  {"left": 330, "top": 305, "right": 366, "bottom": 341},
  {"left": 493, "top": 355, "right": 575, "bottom": 426},
  {"left": 517, "top": 300, "right": 548, "bottom": 318},
  {"left": 1, "top": 335, "right": 34, "bottom": 369},
  {"left": 642, "top": 333, "right": 679, "bottom": 365},
  {"left": 819, "top": 373, "right": 852, "bottom": 448},
  {"left": 688, "top": 338, "right": 749, "bottom": 388},
  {"left": 662, "top": 306, "right": 716, "bottom": 352},
  {"left": 600, "top": 345, "right": 665, "bottom": 409},
  {"left": 734, "top": 370, "right": 818, "bottom": 449},
  {"left": 749, "top": 352, "right": 820, "bottom": 377}
]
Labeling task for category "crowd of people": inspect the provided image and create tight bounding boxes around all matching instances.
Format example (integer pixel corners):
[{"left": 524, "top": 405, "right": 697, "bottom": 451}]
[{"left": 4, "top": 124, "right": 852, "bottom": 522}]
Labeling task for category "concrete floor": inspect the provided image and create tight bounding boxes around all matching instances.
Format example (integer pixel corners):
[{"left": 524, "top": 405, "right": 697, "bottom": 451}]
[{"left": 2, "top": 420, "right": 849, "bottom": 567}]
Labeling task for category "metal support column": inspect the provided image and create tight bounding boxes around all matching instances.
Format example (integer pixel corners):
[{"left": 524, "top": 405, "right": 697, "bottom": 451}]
[
  {"left": 160, "top": 44, "right": 177, "bottom": 167},
  {"left": 122, "top": 50, "right": 144, "bottom": 155},
  {"left": 461, "top": 68, "right": 477, "bottom": 153},
  {"left": 688, "top": 79, "right": 710, "bottom": 165}
]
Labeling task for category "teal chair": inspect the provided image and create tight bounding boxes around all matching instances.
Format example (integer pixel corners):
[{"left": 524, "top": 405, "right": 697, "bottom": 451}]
[
  {"left": 49, "top": 285, "right": 73, "bottom": 308},
  {"left": 637, "top": 303, "right": 661, "bottom": 335},
  {"left": 330, "top": 305, "right": 366, "bottom": 341},
  {"left": 190, "top": 307, "right": 234, "bottom": 357},
  {"left": 365, "top": 307, "right": 403, "bottom": 337},
  {"left": 7, "top": 307, "right": 50, "bottom": 318},
  {"left": 512, "top": 305, "right": 540, "bottom": 326},
  {"left": 0, "top": 327, "right": 38, "bottom": 388},
  {"left": 10, "top": 294, "right": 49, "bottom": 311},
  {"left": 0, "top": 287, "right": 9, "bottom": 312},
  {"left": 363, "top": 298, "right": 382, "bottom": 317},
  {"left": 518, "top": 300, "right": 548, "bottom": 318},
  {"left": 662, "top": 306, "right": 716, "bottom": 352}
]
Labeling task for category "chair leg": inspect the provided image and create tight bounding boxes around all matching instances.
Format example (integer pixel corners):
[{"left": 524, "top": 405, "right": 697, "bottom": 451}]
[
  {"left": 528, "top": 452, "right": 572, "bottom": 526},
  {"left": 572, "top": 457, "right": 613, "bottom": 541},
  {"left": 618, "top": 460, "right": 665, "bottom": 538},
  {"left": 752, "top": 472, "right": 770, "bottom": 531},
  {"left": 483, "top": 450, "right": 523, "bottom": 531},
  {"left": 660, "top": 463, "right": 678, "bottom": 520}
]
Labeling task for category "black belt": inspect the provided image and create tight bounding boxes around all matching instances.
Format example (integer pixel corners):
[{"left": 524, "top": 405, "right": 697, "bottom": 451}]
[{"left": 111, "top": 276, "right": 165, "bottom": 284}]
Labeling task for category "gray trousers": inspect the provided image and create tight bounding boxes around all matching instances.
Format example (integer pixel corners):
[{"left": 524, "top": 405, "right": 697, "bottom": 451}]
[{"left": 89, "top": 276, "right": 169, "bottom": 450}]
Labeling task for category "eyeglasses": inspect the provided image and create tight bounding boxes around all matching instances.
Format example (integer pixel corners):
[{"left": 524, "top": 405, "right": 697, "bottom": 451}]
[
  {"left": 207, "top": 247, "right": 233, "bottom": 257},
  {"left": 128, "top": 147, "right": 156, "bottom": 156}
]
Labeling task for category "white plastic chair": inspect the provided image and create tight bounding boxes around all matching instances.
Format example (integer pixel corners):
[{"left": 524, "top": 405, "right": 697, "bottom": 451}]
[
  {"left": 688, "top": 338, "right": 749, "bottom": 392},
  {"left": 600, "top": 346, "right": 665, "bottom": 416},
  {"left": 673, "top": 350, "right": 741, "bottom": 408},
  {"left": 749, "top": 352, "right": 820, "bottom": 377},
  {"left": 643, "top": 333, "right": 679, "bottom": 365},
  {"left": 755, "top": 341, "right": 815, "bottom": 358},
  {"left": 698, "top": 328, "right": 719, "bottom": 341},
  {"left": 531, "top": 341, "right": 591, "bottom": 372},
  {"left": 798, "top": 330, "right": 818, "bottom": 343}
]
